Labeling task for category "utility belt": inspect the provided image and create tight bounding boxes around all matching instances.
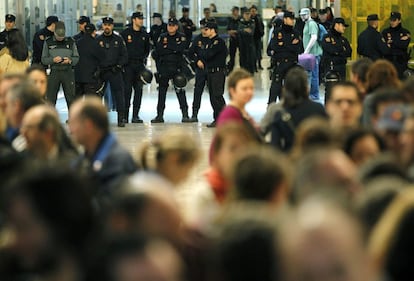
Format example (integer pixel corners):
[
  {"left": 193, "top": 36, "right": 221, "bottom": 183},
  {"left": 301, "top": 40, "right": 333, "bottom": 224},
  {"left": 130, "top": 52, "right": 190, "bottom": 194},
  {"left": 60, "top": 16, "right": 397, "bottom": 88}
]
[
  {"left": 207, "top": 67, "right": 226, "bottom": 73},
  {"left": 100, "top": 65, "right": 123, "bottom": 73}
]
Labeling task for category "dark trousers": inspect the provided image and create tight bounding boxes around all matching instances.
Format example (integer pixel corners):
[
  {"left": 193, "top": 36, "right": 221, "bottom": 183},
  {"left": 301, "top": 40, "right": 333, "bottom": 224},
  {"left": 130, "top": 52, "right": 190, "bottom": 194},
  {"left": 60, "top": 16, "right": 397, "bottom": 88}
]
[
  {"left": 192, "top": 69, "right": 207, "bottom": 114},
  {"left": 157, "top": 72, "right": 188, "bottom": 116},
  {"left": 207, "top": 70, "right": 226, "bottom": 120},
  {"left": 239, "top": 42, "right": 256, "bottom": 74},
  {"left": 269, "top": 62, "right": 296, "bottom": 104},
  {"left": 47, "top": 69, "right": 76, "bottom": 108},
  {"left": 254, "top": 38, "right": 262, "bottom": 67},
  {"left": 124, "top": 64, "right": 144, "bottom": 119},
  {"left": 101, "top": 70, "right": 125, "bottom": 118},
  {"left": 228, "top": 38, "right": 238, "bottom": 72},
  {"left": 75, "top": 82, "right": 98, "bottom": 98}
]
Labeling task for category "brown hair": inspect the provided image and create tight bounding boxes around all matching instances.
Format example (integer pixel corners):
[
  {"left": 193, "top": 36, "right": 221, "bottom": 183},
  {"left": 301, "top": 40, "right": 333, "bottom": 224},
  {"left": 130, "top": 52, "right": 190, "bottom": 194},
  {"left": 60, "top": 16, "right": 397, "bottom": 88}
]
[
  {"left": 75, "top": 96, "right": 109, "bottom": 135},
  {"left": 366, "top": 59, "right": 401, "bottom": 93},
  {"left": 227, "top": 68, "right": 253, "bottom": 98}
]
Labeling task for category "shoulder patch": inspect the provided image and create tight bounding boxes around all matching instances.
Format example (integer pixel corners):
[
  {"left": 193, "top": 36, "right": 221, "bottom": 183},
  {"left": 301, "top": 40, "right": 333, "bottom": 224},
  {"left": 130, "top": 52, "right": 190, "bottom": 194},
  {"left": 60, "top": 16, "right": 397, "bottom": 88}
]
[
  {"left": 182, "top": 36, "right": 186, "bottom": 41},
  {"left": 213, "top": 40, "right": 218, "bottom": 45},
  {"left": 325, "top": 37, "right": 331, "bottom": 42},
  {"left": 39, "top": 35, "right": 45, "bottom": 40}
]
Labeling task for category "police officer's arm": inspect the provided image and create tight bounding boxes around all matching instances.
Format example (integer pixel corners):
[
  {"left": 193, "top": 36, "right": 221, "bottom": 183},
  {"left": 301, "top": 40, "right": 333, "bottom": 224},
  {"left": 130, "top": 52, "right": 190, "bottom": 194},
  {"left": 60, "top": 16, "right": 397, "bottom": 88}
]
[
  {"left": 190, "top": 20, "right": 196, "bottom": 32},
  {"left": 41, "top": 39, "right": 54, "bottom": 66},
  {"left": 267, "top": 37, "right": 275, "bottom": 57},
  {"left": 392, "top": 31, "right": 411, "bottom": 50},
  {"left": 187, "top": 39, "right": 197, "bottom": 60},
  {"left": 144, "top": 33, "right": 151, "bottom": 58},
  {"left": 285, "top": 33, "right": 302, "bottom": 54},
  {"left": 118, "top": 37, "right": 128, "bottom": 66},
  {"left": 321, "top": 34, "right": 341, "bottom": 55},
  {"left": 377, "top": 33, "right": 391, "bottom": 56},
  {"left": 343, "top": 38, "right": 352, "bottom": 58}
]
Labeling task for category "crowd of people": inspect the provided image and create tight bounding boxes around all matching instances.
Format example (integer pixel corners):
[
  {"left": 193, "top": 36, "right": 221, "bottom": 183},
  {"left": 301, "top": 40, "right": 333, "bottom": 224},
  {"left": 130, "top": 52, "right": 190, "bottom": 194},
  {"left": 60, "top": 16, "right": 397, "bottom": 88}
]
[{"left": 1, "top": 3, "right": 414, "bottom": 281}]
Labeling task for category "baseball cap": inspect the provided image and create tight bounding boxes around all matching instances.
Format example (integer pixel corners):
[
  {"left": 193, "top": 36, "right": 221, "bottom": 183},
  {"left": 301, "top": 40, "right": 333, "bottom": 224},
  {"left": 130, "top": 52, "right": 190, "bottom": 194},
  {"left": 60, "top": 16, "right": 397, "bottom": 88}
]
[
  {"left": 5, "top": 14, "right": 16, "bottom": 22},
  {"left": 299, "top": 8, "right": 310, "bottom": 16},
  {"left": 367, "top": 14, "right": 379, "bottom": 21},
  {"left": 168, "top": 18, "right": 179, "bottom": 25},
  {"left": 102, "top": 17, "right": 114, "bottom": 24},
  {"left": 77, "top": 16, "right": 90, "bottom": 24},
  {"left": 131, "top": 12, "right": 144, "bottom": 19},
  {"left": 46, "top": 16, "right": 59, "bottom": 26},
  {"left": 333, "top": 17, "right": 349, "bottom": 27},
  {"left": 377, "top": 105, "right": 407, "bottom": 132},
  {"left": 284, "top": 11, "right": 295, "bottom": 19},
  {"left": 54, "top": 21, "right": 66, "bottom": 38},
  {"left": 390, "top": 12, "right": 401, "bottom": 20},
  {"left": 84, "top": 23, "right": 96, "bottom": 33}
]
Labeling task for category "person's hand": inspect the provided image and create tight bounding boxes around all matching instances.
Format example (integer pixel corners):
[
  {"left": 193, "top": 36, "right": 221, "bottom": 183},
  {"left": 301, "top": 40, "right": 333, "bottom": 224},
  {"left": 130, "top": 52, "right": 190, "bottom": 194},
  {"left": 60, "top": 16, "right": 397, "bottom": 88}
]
[
  {"left": 245, "top": 28, "right": 252, "bottom": 33},
  {"left": 53, "top": 56, "right": 63, "bottom": 63},
  {"left": 292, "top": 39, "right": 299, "bottom": 44},
  {"left": 197, "top": 60, "right": 204, "bottom": 69},
  {"left": 62, "top": 57, "right": 72, "bottom": 64}
]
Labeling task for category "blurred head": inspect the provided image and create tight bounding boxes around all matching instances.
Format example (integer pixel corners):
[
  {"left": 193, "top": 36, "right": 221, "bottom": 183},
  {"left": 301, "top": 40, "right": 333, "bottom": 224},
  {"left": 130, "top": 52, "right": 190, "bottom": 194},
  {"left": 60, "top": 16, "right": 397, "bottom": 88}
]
[
  {"left": 283, "top": 66, "right": 309, "bottom": 108},
  {"left": 132, "top": 13, "right": 144, "bottom": 29},
  {"left": 333, "top": 18, "right": 349, "bottom": 34},
  {"left": 389, "top": 12, "right": 402, "bottom": 28},
  {"left": 26, "top": 64, "right": 47, "bottom": 98},
  {"left": 367, "top": 14, "right": 379, "bottom": 29},
  {"left": 6, "top": 29, "right": 29, "bottom": 61},
  {"left": 203, "top": 8, "right": 211, "bottom": 18},
  {"left": 0, "top": 73, "right": 25, "bottom": 113},
  {"left": 299, "top": 8, "right": 310, "bottom": 21},
  {"left": 231, "top": 6, "right": 240, "bottom": 18},
  {"left": 5, "top": 14, "right": 16, "bottom": 31},
  {"left": 138, "top": 129, "right": 200, "bottom": 185},
  {"left": 350, "top": 58, "right": 373, "bottom": 95},
  {"left": 77, "top": 16, "right": 90, "bottom": 31},
  {"left": 326, "top": 82, "right": 362, "bottom": 129},
  {"left": 102, "top": 17, "right": 114, "bottom": 35},
  {"left": 53, "top": 21, "right": 66, "bottom": 41},
  {"left": 366, "top": 59, "right": 400, "bottom": 93},
  {"left": 242, "top": 9, "right": 251, "bottom": 21},
  {"left": 167, "top": 18, "right": 179, "bottom": 35},
  {"left": 400, "top": 108, "right": 414, "bottom": 166},
  {"left": 227, "top": 68, "right": 254, "bottom": 107}
]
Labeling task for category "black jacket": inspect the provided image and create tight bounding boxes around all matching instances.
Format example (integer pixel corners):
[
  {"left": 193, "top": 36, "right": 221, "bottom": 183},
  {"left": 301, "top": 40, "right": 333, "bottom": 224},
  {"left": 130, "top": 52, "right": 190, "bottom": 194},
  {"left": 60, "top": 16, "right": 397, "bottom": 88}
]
[
  {"left": 32, "top": 27, "right": 54, "bottom": 64},
  {"left": 267, "top": 24, "right": 303, "bottom": 61},
  {"left": 96, "top": 33, "right": 128, "bottom": 68},
  {"left": 75, "top": 34, "right": 105, "bottom": 83},
  {"left": 382, "top": 23, "right": 411, "bottom": 59},
  {"left": 121, "top": 26, "right": 151, "bottom": 63},
  {"left": 357, "top": 25, "right": 390, "bottom": 60},
  {"left": 321, "top": 29, "right": 352, "bottom": 65}
]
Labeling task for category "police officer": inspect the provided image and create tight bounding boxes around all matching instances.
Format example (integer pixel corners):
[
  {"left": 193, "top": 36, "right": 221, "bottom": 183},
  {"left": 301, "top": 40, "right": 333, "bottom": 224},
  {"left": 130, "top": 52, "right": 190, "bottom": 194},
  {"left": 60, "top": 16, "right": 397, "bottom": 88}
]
[
  {"left": 382, "top": 12, "right": 411, "bottom": 79},
  {"left": 227, "top": 6, "right": 240, "bottom": 73},
  {"left": 187, "top": 19, "right": 213, "bottom": 122},
  {"left": 357, "top": 14, "right": 390, "bottom": 61},
  {"left": 73, "top": 16, "right": 90, "bottom": 41},
  {"left": 120, "top": 12, "right": 150, "bottom": 123},
  {"left": 41, "top": 21, "right": 79, "bottom": 108},
  {"left": 0, "top": 14, "right": 16, "bottom": 51},
  {"left": 75, "top": 23, "right": 104, "bottom": 97},
  {"left": 267, "top": 11, "right": 303, "bottom": 104},
  {"left": 150, "top": 13, "right": 167, "bottom": 46},
  {"left": 33, "top": 16, "right": 59, "bottom": 64},
  {"left": 179, "top": 7, "right": 196, "bottom": 45},
  {"left": 151, "top": 18, "right": 190, "bottom": 123},
  {"left": 204, "top": 21, "right": 227, "bottom": 127},
  {"left": 250, "top": 5, "right": 265, "bottom": 71},
  {"left": 96, "top": 17, "right": 128, "bottom": 127},
  {"left": 321, "top": 18, "right": 352, "bottom": 80},
  {"left": 238, "top": 7, "right": 255, "bottom": 74}
]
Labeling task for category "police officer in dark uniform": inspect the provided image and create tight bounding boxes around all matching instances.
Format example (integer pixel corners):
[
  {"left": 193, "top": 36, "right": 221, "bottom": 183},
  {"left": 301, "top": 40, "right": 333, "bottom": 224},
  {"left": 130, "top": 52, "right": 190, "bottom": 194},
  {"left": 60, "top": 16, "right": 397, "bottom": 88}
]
[
  {"left": 382, "top": 12, "right": 411, "bottom": 79},
  {"left": 179, "top": 7, "right": 196, "bottom": 45},
  {"left": 96, "top": 17, "right": 128, "bottom": 127},
  {"left": 357, "top": 14, "right": 390, "bottom": 61},
  {"left": 75, "top": 23, "right": 104, "bottom": 97},
  {"left": 33, "top": 16, "right": 59, "bottom": 64},
  {"left": 187, "top": 19, "right": 214, "bottom": 122},
  {"left": 238, "top": 7, "right": 255, "bottom": 74},
  {"left": 267, "top": 11, "right": 302, "bottom": 104},
  {"left": 41, "top": 21, "right": 79, "bottom": 108},
  {"left": 120, "top": 12, "right": 150, "bottom": 123},
  {"left": 204, "top": 22, "right": 227, "bottom": 127},
  {"left": 151, "top": 18, "right": 190, "bottom": 123},
  {"left": 227, "top": 6, "right": 240, "bottom": 72},
  {"left": 0, "top": 14, "right": 16, "bottom": 51},
  {"left": 150, "top": 13, "right": 167, "bottom": 45},
  {"left": 73, "top": 16, "right": 90, "bottom": 41},
  {"left": 321, "top": 18, "right": 352, "bottom": 80},
  {"left": 250, "top": 5, "right": 265, "bottom": 71}
]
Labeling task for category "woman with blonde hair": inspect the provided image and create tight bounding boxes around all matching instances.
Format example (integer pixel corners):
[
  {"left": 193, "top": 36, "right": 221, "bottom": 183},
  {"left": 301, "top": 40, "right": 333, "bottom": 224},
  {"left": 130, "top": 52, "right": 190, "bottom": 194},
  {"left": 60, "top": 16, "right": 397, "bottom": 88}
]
[{"left": 137, "top": 128, "right": 200, "bottom": 186}]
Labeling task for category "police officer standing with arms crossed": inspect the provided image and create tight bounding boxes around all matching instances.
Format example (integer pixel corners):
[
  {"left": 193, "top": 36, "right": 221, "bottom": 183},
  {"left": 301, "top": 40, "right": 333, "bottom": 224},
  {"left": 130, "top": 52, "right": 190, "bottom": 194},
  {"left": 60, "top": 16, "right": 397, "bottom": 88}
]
[
  {"left": 203, "top": 21, "right": 227, "bottom": 127},
  {"left": 382, "top": 12, "right": 411, "bottom": 79},
  {"left": 227, "top": 6, "right": 240, "bottom": 73},
  {"left": 179, "top": 7, "right": 196, "bottom": 44},
  {"left": 0, "top": 14, "right": 16, "bottom": 51},
  {"left": 120, "top": 12, "right": 150, "bottom": 123},
  {"left": 238, "top": 7, "right": 256, "bottom": 74},
  {"left": 321, "top": 18, "right": 352, "bottom": 80},
  {"left": 96, "top": 17, "right": 128, "bottom": 127},
  {"left": 267, "top": 11, "right": 303, "bottom": 104},
  {"left": 151, "top": 18, "right": 190, "bottom": 123},
  {"left": 357, "top": 14, "right": 390, "bottom": 61},
  {"left": 33, "top": 16, "right": 59, "bottom": 64},
  {"left": 41, "top": 21, "right": 79, "bottom": 109},
  {"left": 187, "top": 19, "right": 213, "bottom": 122}
]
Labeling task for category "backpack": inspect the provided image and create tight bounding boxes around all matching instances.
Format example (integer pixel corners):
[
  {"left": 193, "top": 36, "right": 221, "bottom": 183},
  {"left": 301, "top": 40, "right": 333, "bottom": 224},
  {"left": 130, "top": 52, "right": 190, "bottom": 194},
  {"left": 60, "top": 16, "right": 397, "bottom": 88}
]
[
  {"left": 317, "top": 23, "right": 328, "bottom": 43},
  {"left": 270, "top": 108, "right": 296, "bottom": 152}
]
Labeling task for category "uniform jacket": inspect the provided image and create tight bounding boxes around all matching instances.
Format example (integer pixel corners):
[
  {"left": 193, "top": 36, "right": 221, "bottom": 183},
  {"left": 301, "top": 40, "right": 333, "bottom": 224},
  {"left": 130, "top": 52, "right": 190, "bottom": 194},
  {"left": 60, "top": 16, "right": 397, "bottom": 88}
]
[
  {"left": 32, "top": 27, "right": 54, "bottom": 64},
  {"left": 120, "top": 26, "right": 150, "bottom": 63},
  {"left": 237, "top": 18, "right": 255, "bottom": 44},
  {"left": 227, "top": 16, "right": 240, "bottom": 41},
  {"left": 0, "top": 47, "right": 29, "bottom": 74},
  {"left": 188, "top": 34, "right": 210, "bottom": 67},
  {"left": 357, "top": 25, "right": 390, "bottom": 60},
  {"left": 179, "top": 17, "right": 196, "bottom": 41},
  {"left": 321, "top": 29, "right": 352, "bottom": 65},
  {"left": 73, "top": 31, "right": 85, "bottom": 41},
  {"left": 382, "top": 23, "right": 411, "bottom": 60},
  {"left": 96, "top": 33, "right": 128, "bottom": 68},
  {"left": 74, "top": 34, "right": 105, "bottom": 83},
  {"left": 154, "top": 31, "right": 187, "bottom": 67},
  {"left": 150, "top": 23, "right": 167, "bottom": 46},
  {"left": 0, "top": 29, "right": 9, "bottom": 50},
  {"left": 41, "top": 36, "right": 79, "bottom": 69},
  {"left": 204, "top": 35, "right": 227, "bottom": 69},
  {"left": 251, "top": 14, "right": 265, "bottom": 39},
  {"left": 267, "top": 24, "right": 303, "bottom": 61}
]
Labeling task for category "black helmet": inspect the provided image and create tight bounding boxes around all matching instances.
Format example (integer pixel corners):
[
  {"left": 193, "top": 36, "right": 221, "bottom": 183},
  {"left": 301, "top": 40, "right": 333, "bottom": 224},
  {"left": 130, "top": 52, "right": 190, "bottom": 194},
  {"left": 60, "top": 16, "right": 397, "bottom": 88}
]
[
  {"left": 139, "top": 68, "right": 153, "bottom": 84},
  {"left": 173, "top": 73, "right": 187, "bottom": 89}
]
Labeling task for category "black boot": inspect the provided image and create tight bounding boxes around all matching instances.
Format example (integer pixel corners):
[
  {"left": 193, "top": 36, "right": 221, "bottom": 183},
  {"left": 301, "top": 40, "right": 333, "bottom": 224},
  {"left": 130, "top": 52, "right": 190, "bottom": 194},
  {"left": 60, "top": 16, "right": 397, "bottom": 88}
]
[
  {"left": 189, "top": 108, "right": 198, "bottom": 122},
  {"left": 131, "top": 107, "right": 143, "bottom": 123},
  {"left": 181, "top": 109, "right": 191, "bottom": 123},
  {"left": 151, "top": 111, "right": 164, "bottom": 123},
  {"left": 117, "top": 112, "right": 126, "bottom": 127}
]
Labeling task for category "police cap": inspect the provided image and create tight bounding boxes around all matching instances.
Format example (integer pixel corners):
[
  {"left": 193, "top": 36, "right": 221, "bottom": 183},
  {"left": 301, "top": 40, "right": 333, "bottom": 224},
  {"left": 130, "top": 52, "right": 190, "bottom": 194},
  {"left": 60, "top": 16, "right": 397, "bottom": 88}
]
[
  {"left": 390, "top": 12, "right": 401, "bottom": 20},
  {"left": 284, "top": 11, "right": 295, "bottom": 19},
  {"left": 241, "top": 7, "right": 250, "bottom": 14},
  {"left": 367, "top": 14, "right": 379, "bottom": 21},
  {"left": 231, "top": 6, "right": 239, "bottom": 12},
  {"left": 333, "top": 17, "right": 349, "bottom": 27},
  {"left": 131, "top": 12, "right": 144, "bottom": 19},
  {"left": 168, "top": 18, "right": 179, "bottom": 25},
  {"left": 46, "top": 16, "right": 59, "bottom": 26},
  {"left": 102, "top": 17, "right": 114, "bottom": 24},
  {"left": 182, "top": 7, "right": 189, "bottom": 13},
  {"left": 84, "top": 23, "right": 96, "bottom": 33},
  {"left": 77, "top": 16, "right": 90, "bottom": 24},
  {"left": 5, "top": 14, "right": 16, "bottom": 22},
  {"left": 205, "top": 21, "right": 218, "bottom": 29},
  {"left": 152, "top": 12, "right": 162, "bottom": 18}
]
